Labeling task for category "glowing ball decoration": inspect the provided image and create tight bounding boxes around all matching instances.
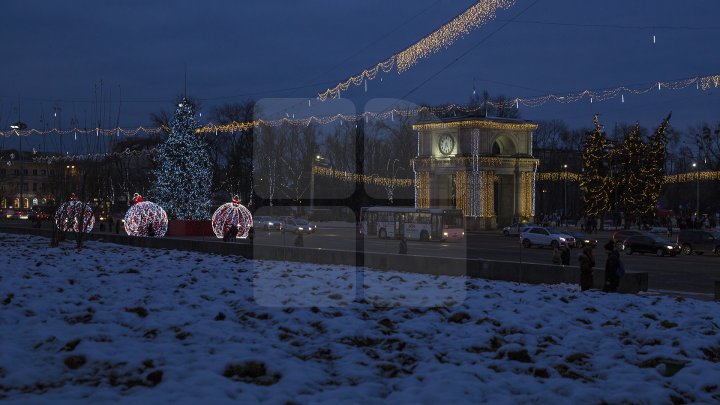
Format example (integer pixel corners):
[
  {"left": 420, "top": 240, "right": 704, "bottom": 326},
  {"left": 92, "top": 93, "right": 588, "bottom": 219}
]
[
  {"left": 54, "top": 201, "right": 95, "bottom": 232},
  {"left": 211, "top": 196, "right": 253, "bottom": 239},
  {"left": 124, "top": 201, "right": 168, "bottom": 237}
]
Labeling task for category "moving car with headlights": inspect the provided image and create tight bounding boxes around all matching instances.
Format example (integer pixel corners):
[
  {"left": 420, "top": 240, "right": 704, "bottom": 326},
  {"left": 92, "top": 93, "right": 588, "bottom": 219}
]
[
  {"left": 677, "top": 229, "right": 720, "bottom": 255},
  {"left": 282, "top": 218, "right": 316, "bottom": 234},
  {"left": 622, "top": 234, "right": 680, "bottom": 256},
  {"left": 502, "top": 222, "right": 538, "bottom": 237},
  {"left": 519, "top": 227, "right": 575, "bottom": 249},
  {"left": 611, "top": 229, "right": 649, "bottom": 249},
  {"left": 562, "top": 230, "right": 598, "bottom": 248},
  {"left": 254, "top": 216, "right": 283, "bottom": 231}
]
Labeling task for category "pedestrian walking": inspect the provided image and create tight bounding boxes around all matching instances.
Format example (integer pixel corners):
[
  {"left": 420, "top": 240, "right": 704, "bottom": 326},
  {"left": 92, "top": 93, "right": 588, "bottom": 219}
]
[
  {"left": 552, "top": 246, "right": 562, "bottom": 265},
  {"left": 294, "top": 231, "right": 304, "bottom": 247},
  {"left": 560, "top": 244, "right": 570, "bottom": 266},
  {"left": 398, "top": 235, "right": 408, "bottom": 254},
  {"left": 602, "top": 241, "right": 621, "bottom": 293},
  {"left": 578, "top": 245, "right": 595, "bottom": 291}
]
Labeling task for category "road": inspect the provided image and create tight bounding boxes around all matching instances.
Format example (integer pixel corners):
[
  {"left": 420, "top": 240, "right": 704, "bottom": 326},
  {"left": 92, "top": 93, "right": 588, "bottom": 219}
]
[
  {"left": 254, "top": 222, "right": 720, "bottom": 299},
  {"left": 3, "top": 220, "right": 718, "bottom": 299}
]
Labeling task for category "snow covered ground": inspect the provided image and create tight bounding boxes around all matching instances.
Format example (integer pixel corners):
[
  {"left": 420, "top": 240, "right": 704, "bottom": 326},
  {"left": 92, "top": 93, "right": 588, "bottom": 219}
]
[{"left": 1, "top": 232, "right": 719, "bottom": 404}]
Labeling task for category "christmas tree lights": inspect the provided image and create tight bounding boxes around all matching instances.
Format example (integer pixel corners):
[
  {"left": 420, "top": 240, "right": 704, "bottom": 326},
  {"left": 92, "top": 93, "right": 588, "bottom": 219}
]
[
  {"left": 580, "top": 115, "right": 613, "bottom": 218},
  {"left": 149, "top": 99, "right": 212, "bottom": 220},
  {"left": 124, "top": 201, "right": 168, "bottom": 237},
  {"left": 210, "top": 196, "right": 253, "bottom": 239},
  {"left": 54, "top": 200, "right": 95, "bottom": 233}
]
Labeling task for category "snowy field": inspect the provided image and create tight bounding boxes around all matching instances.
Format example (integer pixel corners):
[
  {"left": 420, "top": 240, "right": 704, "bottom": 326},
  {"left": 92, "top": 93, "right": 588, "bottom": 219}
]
[{"left": 1, "top": 232, "right": 719, "bottom": 404}]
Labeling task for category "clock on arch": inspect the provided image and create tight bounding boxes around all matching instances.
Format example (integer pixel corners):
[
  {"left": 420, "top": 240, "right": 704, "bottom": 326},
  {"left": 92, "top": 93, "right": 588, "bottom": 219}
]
[{"left": 438, "top": 134, "right": 455, "bottom": 155}]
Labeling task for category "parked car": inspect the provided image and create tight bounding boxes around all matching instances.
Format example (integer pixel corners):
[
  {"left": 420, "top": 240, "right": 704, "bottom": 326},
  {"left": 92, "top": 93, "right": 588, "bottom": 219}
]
[
  {"left": 27, "top": 210, "right": 49, "bottom": 221},
  {"left": 622, "top": 234, "right": 680, "bottom": 256},
  {"left": 677, "top": 229, "right": 720, "bottom": 255},
  {"left": 254, "top": 216, "right": 283, "bottom": 231},
  {"left": 611, "top": 229, "right": 649, "bottom": 249},
  {"left": 562, "top": 230, "right": 597, "bottom": 248},
  {"left": 282, "top": 218, "right": 317, "bottom": 234},
  {"left": 502, "top": 222, "right": 538, "bottom": 237},
  {"left": 519, "top": 226, "right": 575, "bottom": 249}
]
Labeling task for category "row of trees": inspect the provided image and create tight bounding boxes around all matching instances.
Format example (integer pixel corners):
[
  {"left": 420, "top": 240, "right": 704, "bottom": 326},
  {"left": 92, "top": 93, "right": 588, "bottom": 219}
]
[{"left": 581, "top": 114, "right": 671, "bottom": 224}]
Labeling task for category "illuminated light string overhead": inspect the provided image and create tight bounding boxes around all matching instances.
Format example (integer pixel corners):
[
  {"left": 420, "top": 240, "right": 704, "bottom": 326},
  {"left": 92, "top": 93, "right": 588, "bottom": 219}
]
[
  {"left": 317, "top": 0, "right": 516, "bottom": 101},
  {"left": 4, "top": 73, "right": 720, "bottom": 138}
]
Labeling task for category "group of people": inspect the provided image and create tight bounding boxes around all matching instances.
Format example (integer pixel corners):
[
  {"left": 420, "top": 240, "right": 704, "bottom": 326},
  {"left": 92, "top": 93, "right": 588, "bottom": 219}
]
[
  {"left": 577, "top": 241, "right": 622, "bottom": 293},
  {"left": 552, "top": 240, "right": 622, "bottom": 293}
]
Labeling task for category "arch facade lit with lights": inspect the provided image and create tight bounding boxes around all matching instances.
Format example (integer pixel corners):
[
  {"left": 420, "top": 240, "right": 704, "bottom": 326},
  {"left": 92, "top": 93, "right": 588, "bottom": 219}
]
[{"left": 411, "top": 117, "right": 539, "bottom": 229}]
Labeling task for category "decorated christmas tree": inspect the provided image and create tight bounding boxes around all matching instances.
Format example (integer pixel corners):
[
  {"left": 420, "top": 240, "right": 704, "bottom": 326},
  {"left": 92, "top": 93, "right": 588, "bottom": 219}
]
[
  {"left": 150, "top": 99, "right": 212, "bottom": 220},
  {"left": 615, "top": 122, "right": 650, "bottom": 221},
  {"left": 641, "top": 113, "right": 671, "bottom": 215},
  {"left": 580, "top": 115, "right": 613, "bottom": 218}
]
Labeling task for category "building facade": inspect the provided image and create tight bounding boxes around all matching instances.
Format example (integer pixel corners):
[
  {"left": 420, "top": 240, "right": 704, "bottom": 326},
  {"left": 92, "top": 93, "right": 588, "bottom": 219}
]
[
  {"left": 411, "top": 117, "right": 539, "bottom": 229},
  {"left": 0, "top": 151, "right": 58, "bottom": 209}
]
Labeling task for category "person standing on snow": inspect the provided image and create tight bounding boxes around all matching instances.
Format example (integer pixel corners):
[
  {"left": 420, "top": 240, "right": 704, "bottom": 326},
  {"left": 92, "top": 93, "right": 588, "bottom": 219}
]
[
  {"left": 603, "top": 241, "right": 621, "bottom": 293},
  {"left": 578, "top": 245, "right": 595, "bottom": 291}
]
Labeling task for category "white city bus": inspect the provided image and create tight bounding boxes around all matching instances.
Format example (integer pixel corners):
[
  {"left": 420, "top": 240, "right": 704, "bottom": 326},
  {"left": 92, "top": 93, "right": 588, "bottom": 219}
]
[{"left": 360, "top": 206, "right": 465, "bottom": 242}]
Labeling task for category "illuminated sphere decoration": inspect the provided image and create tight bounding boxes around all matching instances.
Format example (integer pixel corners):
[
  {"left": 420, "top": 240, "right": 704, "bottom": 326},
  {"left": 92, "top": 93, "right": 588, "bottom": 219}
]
[
  {"left": 211, "top": 196, "right": 253, "bottom": 239},
  {"left": 54, "top": 201, "right": 95, "bottom": 233},
  {"left": 124, "top": 201, "right": 168, "bottom": 237}
]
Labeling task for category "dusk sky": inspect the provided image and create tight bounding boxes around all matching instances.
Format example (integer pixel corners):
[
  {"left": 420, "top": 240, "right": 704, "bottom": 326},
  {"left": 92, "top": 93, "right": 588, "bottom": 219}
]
[{"left": 2, "top": 0, "right": 719, "bottom": 138}]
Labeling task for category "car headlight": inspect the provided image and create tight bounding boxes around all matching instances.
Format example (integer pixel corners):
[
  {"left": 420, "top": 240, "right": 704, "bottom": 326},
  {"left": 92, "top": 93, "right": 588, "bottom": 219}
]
[
  {"left": 559, "top": 237, "right": 566, "bottom": 241},
  {"left": 666, "top": 245, "right": 674, "bottom": 249},
  {"left": 298, "top": 227, "right": 304, "bottom": 230},
  {"left": 443, "top": 232, "right": 448, "bottom": 236}
]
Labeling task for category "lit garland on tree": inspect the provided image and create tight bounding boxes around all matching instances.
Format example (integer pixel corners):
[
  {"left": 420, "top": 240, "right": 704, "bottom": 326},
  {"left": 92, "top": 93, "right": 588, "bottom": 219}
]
[
  {"left": 150, "top": 99, "right": 212, "bottom": 220},
  {"left": 642, "top": 113, "right": 671, "bottom": 214},
  {"left": 615, "top": 122, "right": 655, "bottom": 221},
  {"left": 124, "top": 200, "right": 168, "bottom": 237},
  {"left": 580, "top": 115, "right": 613, "bottom": 218},
  {"left": 54, "top": 195, "right": 95, "bottom": 233},
  {"left": 211, "top": 195, "right": 253, "bottom": 239}
]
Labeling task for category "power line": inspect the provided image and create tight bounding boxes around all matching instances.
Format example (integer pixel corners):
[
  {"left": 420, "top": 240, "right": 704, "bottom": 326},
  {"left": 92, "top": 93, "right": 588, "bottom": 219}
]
[
  {"left": 497, "top": 19, "right": 720, "bottom": 31},
  {"left": 399, "top": 0, "right": 542, "bottom": 100}
]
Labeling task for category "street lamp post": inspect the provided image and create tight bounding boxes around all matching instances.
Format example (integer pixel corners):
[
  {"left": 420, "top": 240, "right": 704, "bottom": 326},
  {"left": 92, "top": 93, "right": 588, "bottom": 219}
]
[
  {"left": 563, "top": 164, "right": 568, "bottom": 226},
  {"left": 310, "top": 155, "right": 323, "bottom": 212},
  {"left": 692, "top": 162, "right": 699, "bottom": 225},
  {"left": 10, "top": 122, "right": 27, "bottom": 209}
]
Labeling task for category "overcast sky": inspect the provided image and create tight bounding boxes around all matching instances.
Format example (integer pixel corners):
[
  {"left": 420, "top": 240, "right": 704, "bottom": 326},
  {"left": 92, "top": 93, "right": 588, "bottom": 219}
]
[{"left": 2, "top": 0, "right": 719, "bottom": 140}]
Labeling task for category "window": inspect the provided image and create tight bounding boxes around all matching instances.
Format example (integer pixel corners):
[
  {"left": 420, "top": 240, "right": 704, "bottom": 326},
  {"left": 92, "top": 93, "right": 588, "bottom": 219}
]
[
  {"left": 41, "top": 169, "right": 46, "bottom": 176},
  {"left": 32, "top": 169, "right": 37, "bottom": 176},
  {"left": 13, "top": 169, "right": 19, "bottom": 176},
  {"left": 0, "top": 169, "right": 5, "bottom": 175},
  {"left": 22, "top": 169, "right": 28, "bottom": 175},
  {"left": 530, "top": 228, "right": 546, "bottom": 234},
  {"left": 32, "top": 183, "right": 37, "bottom": 191},
  {"left": 49, "top": 170, "right": 55, "bottom": 176}
]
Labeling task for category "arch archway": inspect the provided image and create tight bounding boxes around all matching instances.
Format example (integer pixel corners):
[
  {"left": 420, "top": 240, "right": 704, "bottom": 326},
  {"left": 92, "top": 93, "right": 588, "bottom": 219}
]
[{"left": 491, "top": 135, "right": 516, "bottom": 156}]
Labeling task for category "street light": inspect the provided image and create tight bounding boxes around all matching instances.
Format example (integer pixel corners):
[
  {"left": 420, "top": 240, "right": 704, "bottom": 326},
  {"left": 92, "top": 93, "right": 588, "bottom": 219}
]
[
  {"left": 11, "top": 122, "right": 27, "bottom": 209},
  {"left": 692, "top": 162, "right": 699, "bottom": 224},
  {"left": 563, "top": 164, "right": 568, "bottom": 226},
  {"left": 310, "top": 155, "right": 324, "bottom": 212}
]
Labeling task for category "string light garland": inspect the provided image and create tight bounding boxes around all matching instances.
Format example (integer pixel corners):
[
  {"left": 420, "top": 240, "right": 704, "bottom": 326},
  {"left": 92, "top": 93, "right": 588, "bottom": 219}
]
[
  {"left": 317, "top": 0, "right": 516, "bottom": 101},
  {"left": 4, "top": 73, "right": 720, "bottom": 139},
  {"left": 211, "top": 196, "right": 253, "bottom": 239},
  {"left": 124, "top": 201, "right": 168, "bottom": 237},
  {"left": 312, "top": 165, "right": 413, "bottom": 187},
  {"left": 54, "top": 200, "right": 95, "bottom": 233}
]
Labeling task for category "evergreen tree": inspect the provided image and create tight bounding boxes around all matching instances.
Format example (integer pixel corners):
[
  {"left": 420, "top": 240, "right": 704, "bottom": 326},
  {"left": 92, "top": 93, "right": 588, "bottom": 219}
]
[
  {"left": 150, "top": 99, "right": 212, "bottom": 220},
  {"left": 641, "top": 113, "right": 671, "bottom": 217},
  {"left": 580, "top": 115, "right": 612, "bottom": 218},
  {"left": 616, "top": 122, "right": 649, "bottom": 222}
]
